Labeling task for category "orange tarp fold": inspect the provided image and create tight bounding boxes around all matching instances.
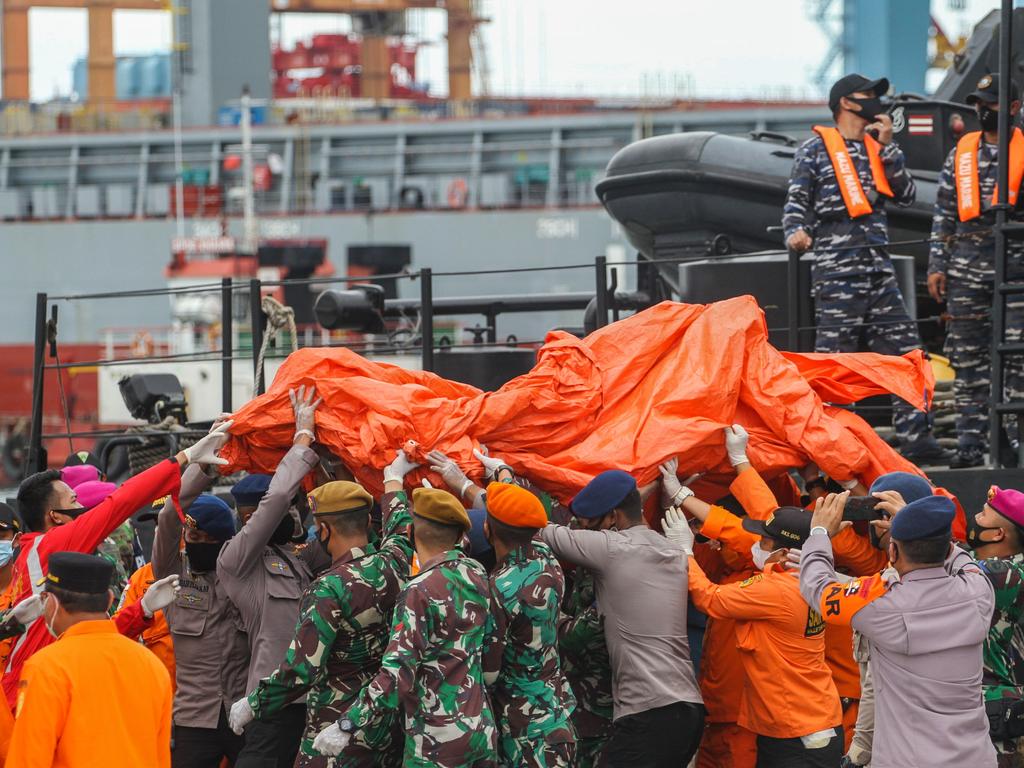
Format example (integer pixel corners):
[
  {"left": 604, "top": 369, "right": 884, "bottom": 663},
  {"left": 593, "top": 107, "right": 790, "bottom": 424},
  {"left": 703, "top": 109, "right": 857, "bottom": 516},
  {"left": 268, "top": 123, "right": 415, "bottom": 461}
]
[{"left": 220, "top": 297, "right": 931, "bottom": 501}]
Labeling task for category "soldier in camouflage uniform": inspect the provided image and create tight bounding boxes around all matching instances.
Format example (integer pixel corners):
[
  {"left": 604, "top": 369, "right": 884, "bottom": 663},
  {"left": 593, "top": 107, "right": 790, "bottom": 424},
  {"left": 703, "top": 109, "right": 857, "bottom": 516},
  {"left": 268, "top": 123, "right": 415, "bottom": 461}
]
[
  {"left": 479, "top": 481, "right": 576, "bottom": 767},
  {"left": 238, "top": 477, "right": 414, "bottom": 768},
  {"left": 784, "top": 73, "right": 949, "bottom": 463},
  {"left": 929, "top": 74, "right": 1024, "bottom": 468},
  {"left": 314, "top": 475, "right": 498, "bottom": 767},
  {"left": 557, "top": 567, "right": 613, "bottom": 768}
]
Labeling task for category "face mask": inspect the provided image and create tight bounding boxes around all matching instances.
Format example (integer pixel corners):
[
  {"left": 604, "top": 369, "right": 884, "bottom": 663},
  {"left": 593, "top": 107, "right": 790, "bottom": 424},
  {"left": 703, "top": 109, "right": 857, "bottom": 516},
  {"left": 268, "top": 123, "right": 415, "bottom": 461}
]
[
  {"left": 50, "top": 507, "right": 86, "bottom": 522},
  {"left": 270, "top": 514, "right": 298, "bottom": 546},
  {"left": 847, "top": 96, "right": 884, "bottom": 122},
  {"left": 316, "top": 524, "right": 332, "bottom": 559},
  {"left": 966, "top": 520, "right": 1003, "bottom": 549},
  {"left": 42, "top": 594, "right": 58, "bottom": 638},
  {"left": 0, "top": 541, "right": 15, "bottom": 568},
  {"left": 184, "top": 541, "right": 224, "bottom": 573},
  {"left": 978, "top": 106, "right": 1000, "bottom": 132},
  {"left": 750, "top": 542, "right": 781, "bottom": 570}
]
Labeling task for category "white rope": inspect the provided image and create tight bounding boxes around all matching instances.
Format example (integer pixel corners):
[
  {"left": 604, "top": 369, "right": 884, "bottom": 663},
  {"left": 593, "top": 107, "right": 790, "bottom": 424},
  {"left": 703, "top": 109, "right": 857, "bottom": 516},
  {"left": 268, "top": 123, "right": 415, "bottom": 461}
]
[{"left": 254, "top": 295, "right": 298, "bottom": 396}]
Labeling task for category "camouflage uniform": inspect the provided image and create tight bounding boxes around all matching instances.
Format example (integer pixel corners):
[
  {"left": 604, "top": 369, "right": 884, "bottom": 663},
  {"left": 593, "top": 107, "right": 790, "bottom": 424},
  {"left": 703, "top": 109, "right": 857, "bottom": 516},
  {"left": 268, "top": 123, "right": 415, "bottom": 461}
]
[
  {"left": 784, "top": 133, "right": 930, "bottom": 448},
  {"left": 483, "top": 539, "right": 576, "bottom": 767},
  {"left": 977, "top": 553, "right": 1024, "bottom": 767},
  {"left": 557, "top": 568, "right": 613, "bottom": 768},
  {"left": 930, "top": 139, "right": 1024, "bottom": 458},
  {"left": 343, "top": 547, "right": 498, "bottom": 767},
  {"left": 247, "top": 491, "right": 414, "bottom": 767}
]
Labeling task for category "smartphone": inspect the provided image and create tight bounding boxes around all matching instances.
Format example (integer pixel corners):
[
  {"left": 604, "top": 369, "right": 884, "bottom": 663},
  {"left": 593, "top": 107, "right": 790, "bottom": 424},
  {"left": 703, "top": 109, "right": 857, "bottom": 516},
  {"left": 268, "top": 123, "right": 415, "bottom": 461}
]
[{"left": 842, "top": 495, "right": 883, "bottom": 521}]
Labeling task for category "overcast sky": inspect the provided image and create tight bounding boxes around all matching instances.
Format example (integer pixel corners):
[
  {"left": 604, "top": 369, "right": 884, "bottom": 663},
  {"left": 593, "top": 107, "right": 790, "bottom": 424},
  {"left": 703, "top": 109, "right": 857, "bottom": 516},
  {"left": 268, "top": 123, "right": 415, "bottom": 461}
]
[{"left": 10, "top": 0, "right": 1011, "bottom": 102}]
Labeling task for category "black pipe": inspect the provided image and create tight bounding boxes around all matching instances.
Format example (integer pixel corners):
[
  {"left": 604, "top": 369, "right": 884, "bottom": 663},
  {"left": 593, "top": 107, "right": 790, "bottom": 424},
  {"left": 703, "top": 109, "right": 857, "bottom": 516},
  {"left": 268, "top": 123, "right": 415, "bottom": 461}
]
[
  {"left": 382, "top": 291, "right": 594, "bottom": 317},
  {"left": 26, "top": 293, "right": 48, "bottom": 477},
  {"left": 221, "top": 278, "right": 233, "bottom": 413},
  {"left": 990, "top": 0, "right": 1014, "bottom": 467},
  {"left": 420, "top": 268, "right": 434, "bottom": 372},
  {"left": 250, "top": 278, "right": 265, "bottom": 396},
  {"left": 594, "top": 256, "right": 608, "bottom": 330}
]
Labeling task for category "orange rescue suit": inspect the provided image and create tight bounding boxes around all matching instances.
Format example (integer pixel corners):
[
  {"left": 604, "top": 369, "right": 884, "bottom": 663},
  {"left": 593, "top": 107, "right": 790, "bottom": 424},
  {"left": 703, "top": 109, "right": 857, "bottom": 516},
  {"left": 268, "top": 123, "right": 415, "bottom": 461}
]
[
  {"left": 813, "top": 125, "right": 894, "bottom": 218},
  {"left": 116, "top": 562, "right": 176, "bottom": 691},
  {"left": 954, "top": 127, "right": 1024, "bottom": 221},
  {"left": 7, "top": 619, "right": 173, "bottom": 768}
]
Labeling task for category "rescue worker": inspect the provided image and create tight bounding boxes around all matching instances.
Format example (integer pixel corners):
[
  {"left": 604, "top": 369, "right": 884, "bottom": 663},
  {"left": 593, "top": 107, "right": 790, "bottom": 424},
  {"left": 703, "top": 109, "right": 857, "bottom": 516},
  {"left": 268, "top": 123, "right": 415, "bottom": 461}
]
[
  {"left": 231, "top": 461, "right": 416, "bottom": 767},
  {"left": 313, "top": 477, "right": 499, "bottom": 766},
  {"left": 929, "top": 74, "right": 1024, "bottom": 468},
  {"left": 540, "top": 470, "right": 704, "bottom": 768},
  {"left": 801, "top": 492, "right": 997, "bottom": 767},
  {"left": 783, "top": 72, "right": 948, "bottom": 464},
  {"left": 153, "top": 440, "right": 252, "bottom": 768},
  {"left": 1, "top": 420, "right": 229, "bottom": 708},
  {"left": 218, "top": 386, "right": 324, "bottom": 768},
  {"left": 115, "top": 557, "right": 178, "bottom": 690},
  {"left": 481, "top": 481, "right": 576, "bottom": 767},
  {"left": 6, "top": 552, "right": 174, "bottom": 768},
  {"left": 0, "top": 503, "right": 21, "bottom": 603},
  {"left": 669, "top": 503, "right": 844, "bottom": 765}
]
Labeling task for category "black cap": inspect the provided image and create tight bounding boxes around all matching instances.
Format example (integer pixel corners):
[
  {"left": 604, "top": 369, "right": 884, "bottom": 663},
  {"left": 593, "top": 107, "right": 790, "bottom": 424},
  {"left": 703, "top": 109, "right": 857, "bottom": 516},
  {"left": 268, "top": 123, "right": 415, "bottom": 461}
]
[
  {"left": 63, "top": 451, "right": 101, "bottom": 469},
  {"left": 829, "top": 73, "right": 890, "bottom": 112},
  {"left": 742, "top": 506, "right": 812, "bottom": 547},
  {"left": 43, "top": 552, "right": 113, "bottom": 595},
  {"left": 0, "top": 503, "right": 21, "bottom": 532},
  {"left": 966, "top": 73, "right": 1020, "bottom": 106}
]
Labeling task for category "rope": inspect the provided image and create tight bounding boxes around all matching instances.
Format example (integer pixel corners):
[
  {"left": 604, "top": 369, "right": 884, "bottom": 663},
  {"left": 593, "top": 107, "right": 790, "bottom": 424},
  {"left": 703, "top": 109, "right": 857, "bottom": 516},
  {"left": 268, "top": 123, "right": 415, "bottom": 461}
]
[{"left": 254, "top": 295, "right": 298, "bottom": 397}]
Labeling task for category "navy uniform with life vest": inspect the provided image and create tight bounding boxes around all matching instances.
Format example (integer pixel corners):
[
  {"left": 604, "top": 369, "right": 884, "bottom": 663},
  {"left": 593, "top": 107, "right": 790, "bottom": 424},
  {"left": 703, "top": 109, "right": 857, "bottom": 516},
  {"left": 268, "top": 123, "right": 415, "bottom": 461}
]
[
  {"left": 783, "top": 73, "right": 943, "bottom": 460},
  {"left": 929, "top": 74, "right": 1024, "bottom": 468}
]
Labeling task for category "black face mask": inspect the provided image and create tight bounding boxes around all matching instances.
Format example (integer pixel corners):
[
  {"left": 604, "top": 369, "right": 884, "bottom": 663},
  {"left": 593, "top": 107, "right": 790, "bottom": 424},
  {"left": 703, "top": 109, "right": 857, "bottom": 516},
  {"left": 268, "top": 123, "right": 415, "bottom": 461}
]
[
  {"left": 847, "top": 96, "right": 884, "bottom": 122},
  {"left": 270, "top": 514, "right": 298, "bottom": 546},
  {"left": 185, "top": 541, "right": 225, "bottom": 573},
  {"left": 978, "top": 106, "right": 1000, "bottom": 132},
  {"left": 869, "top": 519, "right": 889, "bottom": 550},
  {"left": 316, "top": 524, "right": 332, "bottom": 559},
  {"left": 966, "top": 519, "right": 1003, "bottom": 549},
  {"left": 51, "top": 507, "right": 86, "bottom": 522}
]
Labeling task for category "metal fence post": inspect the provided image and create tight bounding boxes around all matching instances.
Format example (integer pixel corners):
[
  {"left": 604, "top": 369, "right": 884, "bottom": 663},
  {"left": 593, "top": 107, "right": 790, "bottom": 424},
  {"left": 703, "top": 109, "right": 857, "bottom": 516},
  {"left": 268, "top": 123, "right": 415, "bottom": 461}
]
[
  {"left": 420, "top": 268, "right": 434, "bottom": 372},
  {"left": 221, "top": 277, "right": 233, "bottom": 413},
  {"left": 594, "top": 256, "right": 608, "bottom": 329},
  {"left": 26, "top": 292, "right": 48, "bottom": 476},
  {"left": 250, "top": 278, "right": 265, "bottom": 395},
  {"left": 787, "top": 248, "right": 800, "bottom": 351}
]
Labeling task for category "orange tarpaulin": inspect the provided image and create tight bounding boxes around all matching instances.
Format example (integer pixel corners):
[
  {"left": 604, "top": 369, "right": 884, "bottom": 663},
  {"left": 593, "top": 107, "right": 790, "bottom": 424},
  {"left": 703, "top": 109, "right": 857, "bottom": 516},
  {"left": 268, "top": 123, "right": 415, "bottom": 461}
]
[{"left": 221, "top": 297, "right": 932, "bottom": 502}]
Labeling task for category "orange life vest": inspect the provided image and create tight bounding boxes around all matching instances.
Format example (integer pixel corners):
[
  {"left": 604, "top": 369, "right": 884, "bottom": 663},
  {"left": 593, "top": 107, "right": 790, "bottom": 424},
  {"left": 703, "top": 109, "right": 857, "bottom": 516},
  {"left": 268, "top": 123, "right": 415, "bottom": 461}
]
[
  {"left": 813, "top": 125, "right": 894, "bottom": 218},
  {"left": 954, "top": 128, "right": 1024, "bottom": 221}
]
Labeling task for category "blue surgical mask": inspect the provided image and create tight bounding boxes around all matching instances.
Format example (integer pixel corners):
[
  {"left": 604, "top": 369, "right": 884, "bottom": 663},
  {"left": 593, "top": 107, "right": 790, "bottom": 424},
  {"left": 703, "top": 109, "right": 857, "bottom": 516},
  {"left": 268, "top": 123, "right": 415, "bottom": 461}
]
[{"left": 0, "top": 540, "right": 16, "bottom": 568}]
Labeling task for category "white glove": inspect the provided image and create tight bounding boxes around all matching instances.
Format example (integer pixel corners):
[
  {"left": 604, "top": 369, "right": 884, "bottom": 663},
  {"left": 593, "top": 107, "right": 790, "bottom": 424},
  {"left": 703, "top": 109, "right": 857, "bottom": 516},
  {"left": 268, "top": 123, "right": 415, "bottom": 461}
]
[
  {"left": 473, "top": 446, "right": 507, "bottom": 480},
  {"left": 290, "top": 385, "right": 322, "bottom": 441},
  {"left": 427, "top": 450, "right": 473, "bottom": 497},
  {"left": 184, "top": 421, "right": 233, "bottom": 466},
  {"left": 724, "top": 424, "right": 750, "bottom": 467},
  {"left": 228, "top": 697, "right": 255, "bottom": 735},
  {"left": 783, "top": 548, "right": 802, "bottom": 572},
  {"left": 383, "top": 447, "right": 420, "bottom": 485},
  {"left": 141, "top": 574, "right": 180, "bottom": 618},
  {"left": 313, "top": 722, "right": 351, "bottom": 756},
  {"left": 658, "top": 458, "right": 694, "bottom": 505},
  {"left": 662, "top": 506, "right": 695, "bottom": 555},
  {"left": 421, "top": 478, "right": 433, "bottom": 488},
  {"left": 838, "top": 477, "right": 859, "bottom": 491},
  {"left": 10, "top": 594, "right": 43, "bottom": 625}
]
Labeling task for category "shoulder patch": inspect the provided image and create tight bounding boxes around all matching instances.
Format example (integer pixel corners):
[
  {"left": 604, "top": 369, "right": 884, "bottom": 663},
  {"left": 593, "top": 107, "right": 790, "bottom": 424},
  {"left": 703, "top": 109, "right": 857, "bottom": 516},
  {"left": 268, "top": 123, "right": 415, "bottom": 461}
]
[
  {"left": 805, "top": 608, "right": 825, "bottom": 637},
  {"left": 738, "top": 574, "right": 764, "bottom": 588}
]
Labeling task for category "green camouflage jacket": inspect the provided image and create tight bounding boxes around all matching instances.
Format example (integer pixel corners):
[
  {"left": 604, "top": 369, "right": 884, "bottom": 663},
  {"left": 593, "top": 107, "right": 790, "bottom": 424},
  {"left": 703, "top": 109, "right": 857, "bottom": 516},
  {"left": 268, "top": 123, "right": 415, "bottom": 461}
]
[
  {"left": 557, "top": 567, "right": 613, "bottom": 738},
  {"left": 248, "top": 491, "right": 414, "bottom": 767},
  {"left": 978, "top": 552, "right": 1024, "bottom": 702}
]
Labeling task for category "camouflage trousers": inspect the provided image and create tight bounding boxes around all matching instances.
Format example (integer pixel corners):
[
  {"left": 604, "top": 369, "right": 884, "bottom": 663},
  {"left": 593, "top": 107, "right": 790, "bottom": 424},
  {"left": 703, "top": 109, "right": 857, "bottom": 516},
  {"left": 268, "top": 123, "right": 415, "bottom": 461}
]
[
  {"left": 497, "top": 735, "right": 575, "bottom": 768},
  {"left": 986, "top": 686, "right": 1024, "bottom": 768},
  {"left": 573, "top": 735, "right": 609, "bottom": 768},
  {"left": 814, "top": 272, "right": 930, "bottom": 446},
  {"left": 945, "top": 276, "right": 1024, "bottom": 454}
]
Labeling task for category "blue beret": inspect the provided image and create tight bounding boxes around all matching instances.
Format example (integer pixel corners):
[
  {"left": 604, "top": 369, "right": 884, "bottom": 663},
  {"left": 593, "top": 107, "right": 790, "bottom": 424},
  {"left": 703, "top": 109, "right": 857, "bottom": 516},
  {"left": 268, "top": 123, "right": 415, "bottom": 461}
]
[
  {"left": 570, "top": 470, "right": 637, "bottom": 519},
  {"left": 186, "top": 495, "right": 236, "bottom": 542},
  {"left": 890, "top": 495, "right": 955, "bottom": 541},
  {"left": 869, "top": 472, "right": 932, "bottom": 504},
  {"left": 467, "top": 506, "right": 492, "bottom": 556},
  {"left": 230, "top": 474, "right": 272, "bottom": 507}
]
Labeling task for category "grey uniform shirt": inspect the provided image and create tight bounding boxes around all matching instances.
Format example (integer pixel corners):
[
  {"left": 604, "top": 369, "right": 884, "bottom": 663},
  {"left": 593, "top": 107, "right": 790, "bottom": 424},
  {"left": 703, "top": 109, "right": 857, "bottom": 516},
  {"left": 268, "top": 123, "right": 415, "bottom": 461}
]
[
  {"left": 801, "top": 533, "right": 996, "bottom": 768},
  {"left": 539, "top": 523, "right": 702, "bottom": 720},
  {"left": 217, "top": 442, "right": 321, "bottom": 694},
  {"left": 152, "top": 464, "right": 251, "bottom": 729}
]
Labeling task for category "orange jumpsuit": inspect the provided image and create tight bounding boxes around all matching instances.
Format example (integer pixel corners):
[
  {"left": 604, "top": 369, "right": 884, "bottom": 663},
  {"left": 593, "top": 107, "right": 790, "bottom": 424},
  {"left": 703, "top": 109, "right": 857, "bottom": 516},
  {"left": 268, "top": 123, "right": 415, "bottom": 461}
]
[
  {"left": 115, "top": 562, "right": 176, "bottom": 691},
  {"left": 7, "top": 618, "right": 173, "bottom": 768}
]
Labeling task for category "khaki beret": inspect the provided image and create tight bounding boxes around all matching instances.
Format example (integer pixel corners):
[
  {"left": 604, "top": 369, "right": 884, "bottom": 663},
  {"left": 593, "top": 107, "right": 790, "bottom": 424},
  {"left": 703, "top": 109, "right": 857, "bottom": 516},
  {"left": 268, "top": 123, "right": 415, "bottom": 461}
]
[
  {"left": 308, "top": 481, "right": 373, "bottom": 516},
  {"left": 412, "top": 487, "right": 471, "bottom": 531}
]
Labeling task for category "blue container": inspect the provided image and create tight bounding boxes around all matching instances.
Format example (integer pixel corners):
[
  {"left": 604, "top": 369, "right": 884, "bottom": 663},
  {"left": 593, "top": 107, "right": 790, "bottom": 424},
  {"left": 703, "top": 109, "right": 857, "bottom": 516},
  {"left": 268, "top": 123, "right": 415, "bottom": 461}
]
[
  {"left": 139, "top": 55, "right": 171, "bottom": 98},
  {"left": 116, "top": 57, "right": 141, "bottom": 100},
  {"left": 217, "top": 105, "right": 268, "bottom": 126}
]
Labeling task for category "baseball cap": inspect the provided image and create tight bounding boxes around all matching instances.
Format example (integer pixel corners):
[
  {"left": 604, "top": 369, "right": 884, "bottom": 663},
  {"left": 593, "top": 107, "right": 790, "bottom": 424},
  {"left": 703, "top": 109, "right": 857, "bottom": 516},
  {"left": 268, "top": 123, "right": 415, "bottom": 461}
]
[
  {"left": 966, "top": 73, "right": 1020, "bottom": 105},
  {"left": 0, "top": 503, "right": 21, "bottom": 532},
  {"left": 829, "top": 73, "right": 890, "bottom": 112},
  {"left": 742, "top": 506, "right": 813, "bottom": 547},
  {"left": 63, "top": 450, "right": 101, "bottom": 469},
  {"left": 44, "top": 552, "right": 113, "bottom": 595}
]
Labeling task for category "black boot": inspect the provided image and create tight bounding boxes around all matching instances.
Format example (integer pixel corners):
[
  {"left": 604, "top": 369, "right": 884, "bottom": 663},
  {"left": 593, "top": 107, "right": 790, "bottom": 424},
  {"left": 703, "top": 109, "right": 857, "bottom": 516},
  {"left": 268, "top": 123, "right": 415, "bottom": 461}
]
[
  {"left": 949, "top": 447, "right": 985, "bottom": 469},
  {"left": 900, "top": 435, "right": 954, "bottom": 465}
]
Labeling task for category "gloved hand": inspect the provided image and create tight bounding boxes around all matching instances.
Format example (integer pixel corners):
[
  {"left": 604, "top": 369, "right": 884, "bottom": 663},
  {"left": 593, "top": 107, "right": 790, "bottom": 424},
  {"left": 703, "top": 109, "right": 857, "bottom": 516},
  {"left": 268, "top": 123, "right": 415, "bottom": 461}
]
[
  {"left": 658, "top": 458, "right": 694, "bottom": 506},
  {"left": 313, "top": 722, "right": 351, "bottom": 756},
  {"left": 724, "top": 424, "right": 749, "bottom": 467},
  {"left": 473, "top": 446, "right": 507, "bottom": 480},
  {"left": 10, "top": 594, "right": 43, "bottom": 625},
  {"left": 383, "top": 447, "right": 420, "bottom": 485},
  {"left": 184, "top": 421, "right": 233, "bottom": 466},
  {"left": 290, "top": 385, "right": 322, "bottom": 442},
  {"left": 228, "top": 697, "right": 255, "bottom": 735},
  {"left": 661, "top": 506, "right": 694, "bottom": 555},
  {"left": 141, "top": 574, "right": 180, "bottom": 618},
  {"left": 427, "top": 450, "right": 473, "bottom": 498},
  {"left": 783, "top": 548, "right": 802, "bottom": 572}
]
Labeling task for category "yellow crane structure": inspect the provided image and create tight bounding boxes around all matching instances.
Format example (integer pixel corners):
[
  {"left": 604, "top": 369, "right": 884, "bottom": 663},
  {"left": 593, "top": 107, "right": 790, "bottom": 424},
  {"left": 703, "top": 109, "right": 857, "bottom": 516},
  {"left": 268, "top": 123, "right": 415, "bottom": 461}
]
[{"left": 1, "top": 0, "right": 484, "bottom": 103}]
